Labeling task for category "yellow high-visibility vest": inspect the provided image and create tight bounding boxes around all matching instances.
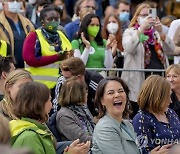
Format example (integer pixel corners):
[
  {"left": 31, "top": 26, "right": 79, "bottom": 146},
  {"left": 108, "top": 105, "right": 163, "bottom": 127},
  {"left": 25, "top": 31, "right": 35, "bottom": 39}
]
[
  {"left": 25, "top": 29, "right": 72, "bottom": 89},
  {"left": 0, "top": 40, "right": 7, "bottom": 57}
]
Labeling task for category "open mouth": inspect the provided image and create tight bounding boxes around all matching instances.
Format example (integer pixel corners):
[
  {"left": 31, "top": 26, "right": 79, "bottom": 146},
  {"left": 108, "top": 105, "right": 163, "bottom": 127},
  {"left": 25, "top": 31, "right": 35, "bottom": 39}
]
[{"left": 113, "top": 101, "right": 123, "bottom": 107}]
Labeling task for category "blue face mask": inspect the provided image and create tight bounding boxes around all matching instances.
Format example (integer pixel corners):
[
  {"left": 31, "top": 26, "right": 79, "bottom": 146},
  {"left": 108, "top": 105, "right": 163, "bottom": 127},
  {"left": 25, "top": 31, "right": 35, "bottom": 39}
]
[{"left": 119, "top": 12, "right": 130, "bottom": 22}]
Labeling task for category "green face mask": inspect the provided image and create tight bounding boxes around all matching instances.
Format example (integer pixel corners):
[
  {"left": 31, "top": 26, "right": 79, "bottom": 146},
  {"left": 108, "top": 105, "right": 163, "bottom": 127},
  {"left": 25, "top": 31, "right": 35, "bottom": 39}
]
[
  {"left": 45, "top": 20, "right": 59, "bottom": 32},
  {"left": 87, "top": 25, "right": 100, "bottom": 37}
]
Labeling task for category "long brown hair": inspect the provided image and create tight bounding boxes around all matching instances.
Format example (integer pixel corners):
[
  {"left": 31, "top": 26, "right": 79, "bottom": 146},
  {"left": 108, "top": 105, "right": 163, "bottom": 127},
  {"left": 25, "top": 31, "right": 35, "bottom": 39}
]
[{"left": 102, "top": 14, "right": 123, "bottom": 51}]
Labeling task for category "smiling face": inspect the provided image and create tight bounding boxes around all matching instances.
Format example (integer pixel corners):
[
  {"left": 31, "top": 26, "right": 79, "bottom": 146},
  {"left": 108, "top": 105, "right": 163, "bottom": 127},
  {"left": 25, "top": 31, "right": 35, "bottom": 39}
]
[
  {"left": 101, "top": 80, "right": 127, "bottom": 122},
  {"left": 166, "top": 69, "right": 180, "bottom": 92}
]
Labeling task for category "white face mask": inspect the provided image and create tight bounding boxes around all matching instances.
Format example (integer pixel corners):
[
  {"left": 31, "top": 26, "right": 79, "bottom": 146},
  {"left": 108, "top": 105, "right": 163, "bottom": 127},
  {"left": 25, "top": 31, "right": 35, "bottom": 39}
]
[
  {"left": 138, "top": 16, "right": 146, "bottom": 26},
  {"left": 8, "top": 1, "right": 21, "bottom": 13},
  {"left": 0, "top": 3, "right": 3, "bottom": 11},
  {"left": 107, "top": 22, "right": 118, "bottom": 34},
  {"left": 28, "top": 0, "right": 37, "bottom": 5}
]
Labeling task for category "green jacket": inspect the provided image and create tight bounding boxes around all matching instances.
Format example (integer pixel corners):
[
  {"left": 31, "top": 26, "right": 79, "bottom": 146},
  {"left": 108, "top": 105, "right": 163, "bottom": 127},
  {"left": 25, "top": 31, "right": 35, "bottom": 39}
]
[{"left": 10, "top": 117, "right": 56, "bottom": 154}]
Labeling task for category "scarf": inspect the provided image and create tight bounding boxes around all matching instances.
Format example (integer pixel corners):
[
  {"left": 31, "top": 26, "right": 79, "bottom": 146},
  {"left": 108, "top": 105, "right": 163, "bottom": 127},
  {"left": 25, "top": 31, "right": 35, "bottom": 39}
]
[
  {"left": 134, "top": 24, "right": 165, "bottom": 68},
  {"left": 68, "top": 104, "right": 95, "bottom": 136},
  {"left": 35, "top": 27, "right": 62, "bottom": 58}
]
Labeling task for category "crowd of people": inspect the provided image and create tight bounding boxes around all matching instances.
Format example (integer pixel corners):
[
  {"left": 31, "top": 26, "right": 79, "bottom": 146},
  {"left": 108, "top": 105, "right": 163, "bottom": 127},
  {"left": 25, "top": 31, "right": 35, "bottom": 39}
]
[{"left": 0, "top": 0, "right": 180, "bottom": 154}]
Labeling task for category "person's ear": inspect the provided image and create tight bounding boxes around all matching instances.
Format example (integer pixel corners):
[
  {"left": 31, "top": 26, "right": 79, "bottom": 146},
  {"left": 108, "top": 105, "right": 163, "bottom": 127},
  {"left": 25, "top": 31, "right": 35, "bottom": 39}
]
[
  {"left": 1, "top": 71, "right": 8, "bottom": 80},
  {"left": 101, "top": 98, "right": 105, "bottom": 106},
  {"left": 76, "top": 75, "right": 83, "bottom": 80}
]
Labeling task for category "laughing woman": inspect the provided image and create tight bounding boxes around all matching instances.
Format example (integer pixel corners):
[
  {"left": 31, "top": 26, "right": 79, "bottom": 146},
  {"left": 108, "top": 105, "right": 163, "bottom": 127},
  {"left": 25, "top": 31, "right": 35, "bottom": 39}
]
[
  {"left": 91, "top": 77, "right": 139, "bottom": 154},
  {"left": 92, "top": 76, "right": 175, "bottom": 154}
]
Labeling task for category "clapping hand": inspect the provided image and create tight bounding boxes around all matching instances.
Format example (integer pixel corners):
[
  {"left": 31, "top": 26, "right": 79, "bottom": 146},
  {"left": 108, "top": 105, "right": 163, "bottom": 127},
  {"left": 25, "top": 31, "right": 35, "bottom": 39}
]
[
  {"left": 81, "top": 32, "right": 90, "bottom": 49},
  {"left": 58, "top": 50, "right": 74, "bottom": 61},
  {"left": 106, "top": 34, "right": 116, "bottom": 49},
  {"left": 64, "top": 139, "right": 90, "bottom": 154}
]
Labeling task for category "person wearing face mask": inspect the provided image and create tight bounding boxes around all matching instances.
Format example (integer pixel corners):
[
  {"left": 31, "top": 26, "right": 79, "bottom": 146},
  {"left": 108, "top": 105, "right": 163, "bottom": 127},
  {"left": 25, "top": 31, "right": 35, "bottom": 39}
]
[
  {"left": 71, "top": 13, "right": 114, "bottom": 75},
  {"left": 102, "top": 13, "right": 124, "bottom": 71},
  {"left": 0, "top": 0, "right": 34, "bottom": 68},
  {"left": 26, "top": 0, "right": 52, "bottom": 28},
  {"left": 115, "top": 0, "right": 131, "bottom": 32},
  {"left": 64, "top": 0, "right": 97, "bottom": 42},
  {"left": 23, "top": 6, "right": 72, "bottom": 98},
  {"left": 53, "top": 0, "right": 71, "bottom": 27},
  {"left": 121, "top": 3, "right": 176, "bottom": 119}
]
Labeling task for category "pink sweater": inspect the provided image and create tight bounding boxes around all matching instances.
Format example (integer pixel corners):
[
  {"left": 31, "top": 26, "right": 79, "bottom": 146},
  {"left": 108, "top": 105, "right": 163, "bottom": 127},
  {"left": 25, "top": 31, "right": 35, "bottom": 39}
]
[{"left": 23, "top": 31, "right": 59, "bottom": 67}]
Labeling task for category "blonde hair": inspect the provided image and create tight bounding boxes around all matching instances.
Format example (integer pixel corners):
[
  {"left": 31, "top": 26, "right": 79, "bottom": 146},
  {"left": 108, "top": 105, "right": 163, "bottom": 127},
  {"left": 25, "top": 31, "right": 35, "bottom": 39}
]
[
  {"left": 1, "top": 69, "right": 32, "bottom": 120},
  {"left": 138, "top": 75, "right": 171, "bottom": 114},
  {"left": 129, "top": 3, "right": 150, "bottom": 27},
  {"left": 166, "top": 64, "right": 180, "bottom": 76}
]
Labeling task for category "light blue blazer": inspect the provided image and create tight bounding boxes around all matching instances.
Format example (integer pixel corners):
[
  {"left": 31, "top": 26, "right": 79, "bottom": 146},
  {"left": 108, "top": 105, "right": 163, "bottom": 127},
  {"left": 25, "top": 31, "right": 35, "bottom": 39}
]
[{"left": 91, "top": 114, "right": 140, "bottom": 154}]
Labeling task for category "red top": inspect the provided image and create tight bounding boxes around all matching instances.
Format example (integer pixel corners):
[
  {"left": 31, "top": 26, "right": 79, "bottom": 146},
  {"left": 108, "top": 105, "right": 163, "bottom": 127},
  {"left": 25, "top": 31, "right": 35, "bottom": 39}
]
[{"left": 23, "top": 31, "right": 59, "bottom": 67}]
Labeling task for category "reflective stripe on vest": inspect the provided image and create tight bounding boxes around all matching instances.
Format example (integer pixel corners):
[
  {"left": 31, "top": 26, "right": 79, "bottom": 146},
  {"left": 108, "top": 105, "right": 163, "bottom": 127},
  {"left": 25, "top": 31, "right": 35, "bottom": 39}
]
[
  {"left": 0, "top": 40, "right": 7, "bottom": 57},
  {"left": 25, "top": 29, "right": 71, "bottom": 89}
]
